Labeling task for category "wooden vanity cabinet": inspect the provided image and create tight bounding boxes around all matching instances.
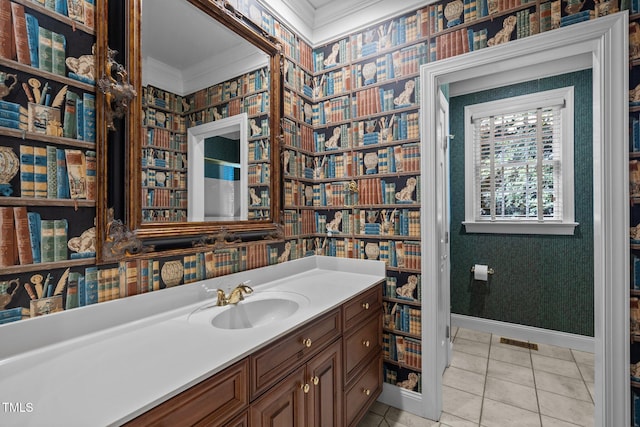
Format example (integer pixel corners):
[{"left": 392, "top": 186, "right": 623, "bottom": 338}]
[{"left": 124, "top": 284, "right": 383, "bottom": 427}]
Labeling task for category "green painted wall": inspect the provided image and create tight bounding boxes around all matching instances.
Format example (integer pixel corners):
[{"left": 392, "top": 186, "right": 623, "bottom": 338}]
[
  {"left": 449, "top": 70, "right": 593, "bottom": 336},
  {"left": 204, "top": 136, "right": 240, "bottom": 181}
]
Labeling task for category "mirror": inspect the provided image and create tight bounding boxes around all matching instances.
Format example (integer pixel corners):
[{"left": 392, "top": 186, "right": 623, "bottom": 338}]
[{"left": 106, "top": 0, "right": 282, "bottom": 253}]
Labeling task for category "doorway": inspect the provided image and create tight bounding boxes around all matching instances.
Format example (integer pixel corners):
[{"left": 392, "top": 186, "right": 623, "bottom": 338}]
[{"left": 420, "top": 13, "right": 628, "bottom": 426}]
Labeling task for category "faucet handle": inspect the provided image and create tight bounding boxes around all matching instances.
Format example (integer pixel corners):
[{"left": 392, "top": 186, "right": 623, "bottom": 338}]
[{"left": 237, "top": 280, "right": 253, "bottom": 294}]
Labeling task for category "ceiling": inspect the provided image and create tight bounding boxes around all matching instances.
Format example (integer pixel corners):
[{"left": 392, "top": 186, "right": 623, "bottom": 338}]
[{"left": 260, "top": 0, "right": 429, "bottom": 44}]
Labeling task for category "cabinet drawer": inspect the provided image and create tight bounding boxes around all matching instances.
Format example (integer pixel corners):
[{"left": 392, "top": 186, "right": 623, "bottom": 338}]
[
  {"left": 343, "top": 285, "right": 382, "bottom": 330},
  {"left": 125, "top": 358, "right": 249, "bottom": 427},
  {"left": 344, "top": 314, "right": 380, "bottom": 383},
  {"left": 344, "top": 355, "right": 382, "bottom": 427},
  {"left": 250, "top": 309, "right": 342, "bottom": 399}
]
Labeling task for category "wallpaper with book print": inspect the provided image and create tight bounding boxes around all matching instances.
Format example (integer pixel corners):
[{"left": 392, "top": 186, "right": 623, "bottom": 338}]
[
  {"left": 0, "top": 0, "right": 630, "bottom": 396},
  {"left": 276, "top": 0, "right": 618, "bottom": 392}
]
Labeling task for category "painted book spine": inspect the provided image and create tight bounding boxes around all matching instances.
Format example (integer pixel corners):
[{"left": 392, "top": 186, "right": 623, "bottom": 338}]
[
  {"left": 20, "top": 145, "right": 34, "bottom": 197},
  {"left": 27, "top": 211, "right": 41, "bottom": 263},
  {"left": 10, "top": 2, "right": 30, "bottom": 65},
  {"left": 46, "top": 145, "right": 58, "bottom": 198},
  {"left": 0, "top": 207, "right": 16, "bottom": 267},
  {"left": 53, "top": 218, "right": 67, "bottom": 261},
  {"left": 33, "top": 146, "right": 48, "bottom": 198},
  {"left": 24, "top": 13, "right": 39, "bottom": 68}
]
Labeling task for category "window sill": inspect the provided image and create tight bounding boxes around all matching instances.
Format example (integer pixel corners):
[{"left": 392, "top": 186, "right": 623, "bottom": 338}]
[{"left": 462, "top": 221, "right": 578, "bottom": 235}]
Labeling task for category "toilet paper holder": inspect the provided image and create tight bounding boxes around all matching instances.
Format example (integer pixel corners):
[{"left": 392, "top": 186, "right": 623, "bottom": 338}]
[{"left": 470, "top": 266, "right": 494, "bottom": 275}]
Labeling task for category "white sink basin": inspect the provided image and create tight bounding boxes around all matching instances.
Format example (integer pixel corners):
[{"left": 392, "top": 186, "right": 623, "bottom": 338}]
[{"left": 188, "top": 291, "right": 310, "bottom": 329}]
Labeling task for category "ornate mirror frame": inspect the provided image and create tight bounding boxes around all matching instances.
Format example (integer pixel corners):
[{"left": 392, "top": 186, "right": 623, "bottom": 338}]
[{"left": 97, "top": 0, "right": 283, "bottom": 262}]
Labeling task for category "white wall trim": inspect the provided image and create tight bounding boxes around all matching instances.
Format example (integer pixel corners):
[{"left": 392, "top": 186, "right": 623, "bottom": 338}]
[
  {"left": 420, "top": 13, "right": 629, "bottom": 426},
  {"left": 378, "top": 383, "right": 424, "bottom": 415},
  {"left": 451, "top": 314, "right": 594, "bottom": 353}
]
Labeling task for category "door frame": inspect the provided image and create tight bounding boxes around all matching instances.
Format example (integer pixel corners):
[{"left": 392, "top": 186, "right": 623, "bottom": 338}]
[{"left": 419, "top": 13, "right": 629, "bottom": 425}]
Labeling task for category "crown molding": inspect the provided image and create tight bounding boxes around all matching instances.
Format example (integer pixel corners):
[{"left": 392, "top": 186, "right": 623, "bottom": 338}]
[{"left": 259, "top": 0, "right": 434, "bottom": 46}]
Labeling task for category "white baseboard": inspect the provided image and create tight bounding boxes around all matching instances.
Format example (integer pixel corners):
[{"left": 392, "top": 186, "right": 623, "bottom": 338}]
[
  {"left": 451, "top": 314, "right": 594, "bottom": 353},
  {"left": 377, "top": 383, "right": 433, "bottom": 420}
]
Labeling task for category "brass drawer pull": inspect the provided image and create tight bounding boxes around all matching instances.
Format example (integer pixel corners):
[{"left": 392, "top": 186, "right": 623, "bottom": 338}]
[
  {"left": 311, "top": 376, "right": 319, "bottom": 385},
  {"left": 302, "top": 338, "right": 312, "bottom": 348},
  {"left": 363, "top": 388, "right": 371, "bottom": 396},
  {"left": 361, "top": 302, "right": 370, "bottom": 310},
  {"left": 362, "top": 340, "right": 370, "bottom": 347},
  {"left": 301, "top": 383, "right": 310, "bottom": 393}
]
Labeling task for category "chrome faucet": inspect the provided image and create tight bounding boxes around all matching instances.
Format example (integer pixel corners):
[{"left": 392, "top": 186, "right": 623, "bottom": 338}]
[{"left": 216, "top": 282, "right": 254, "bottom": 306}]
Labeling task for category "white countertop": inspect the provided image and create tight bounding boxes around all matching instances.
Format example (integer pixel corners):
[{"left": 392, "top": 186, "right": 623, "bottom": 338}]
[{"left": 0, "top": 256, "right": 385, "bottom": 426}]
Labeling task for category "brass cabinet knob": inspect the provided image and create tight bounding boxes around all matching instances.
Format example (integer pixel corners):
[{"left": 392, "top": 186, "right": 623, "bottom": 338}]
[
  {"left": 362, "top": 302, "right": 370, "bottom": 310},
  {"left": 301, "top": 383, "right": 310, "bottom": 393},
  {"left": 302, "top": 338, "right": 312, "bottom": 348},
  {"left": 311, "top": 376, "right": 319, "bottom": 385},
  {"left": 363, "top": 388, "right": 371, "bottom": 396},
  {"left": 362, "top": 340, "right": 370, "bottom": 347}
]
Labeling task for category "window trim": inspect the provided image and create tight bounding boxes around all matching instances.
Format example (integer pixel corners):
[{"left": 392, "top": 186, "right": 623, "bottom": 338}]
[{"left": 462, "top": 87, "right": 577, "bottom": 235}]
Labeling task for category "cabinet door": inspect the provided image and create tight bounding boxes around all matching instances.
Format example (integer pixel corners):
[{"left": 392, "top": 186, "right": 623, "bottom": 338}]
[
  {"left": 306, "top": 339, "right": 343, "bottom": 427},
  {"left": 250, "top": 366, "right": 306, "bottom": 427}
]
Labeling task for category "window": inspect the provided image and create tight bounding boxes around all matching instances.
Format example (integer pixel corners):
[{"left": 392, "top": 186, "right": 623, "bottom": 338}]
[{"left": 463, "top": 87, "right": 577, "bottom": 235}]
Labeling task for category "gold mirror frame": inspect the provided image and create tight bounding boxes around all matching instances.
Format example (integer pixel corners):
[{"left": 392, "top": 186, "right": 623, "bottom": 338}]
[{"left": 97, "top": 0, "right": 283, "bottom": 262}]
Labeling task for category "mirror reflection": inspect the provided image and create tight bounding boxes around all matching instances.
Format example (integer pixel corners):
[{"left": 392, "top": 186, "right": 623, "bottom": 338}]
[
  {"left": 140, "top": 0, "right": 271, "bottom": 224},
  {"left": 188, "top": 114, "right": 248, "bottom": 222}
]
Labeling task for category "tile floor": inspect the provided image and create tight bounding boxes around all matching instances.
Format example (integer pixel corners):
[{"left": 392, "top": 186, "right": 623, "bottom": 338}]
[{"left": 358, "top": 327, "right": 595, "bottom": 427}]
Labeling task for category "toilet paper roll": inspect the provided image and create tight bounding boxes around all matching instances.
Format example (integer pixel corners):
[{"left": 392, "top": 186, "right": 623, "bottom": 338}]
[{"left": 474, "top": 264, "right": 489, "bottom": 281}]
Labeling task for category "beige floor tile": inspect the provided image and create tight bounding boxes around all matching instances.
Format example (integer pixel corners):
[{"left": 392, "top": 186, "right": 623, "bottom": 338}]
[
  {"left": 443, "top": 365, "right": 486, "bottom": 396},
  {"left": 585, "top": 382, "right": 595, "bottom": 403},
  {"left": 451, "top": 326, "right": 459, "bottom": 337},
  {"left": 537, "top": 390, "right": 594, "bottom": 427},
  {"left": 487, "top": 358, "right": 535, "bottom": 387},
  {"left": 491, "top": 335, "right": 531, "bottom": 353},
  {"left": 489, "top": 345, "right": 533, "bottom": 368},
  {"left": 385, "top": 407, "right": 440, "bottom": 427},
  {"left": 453, "top": 337, "right": 491, "bottom": 358},
  {"left": 570, "top": 350, "right": 594, "bottom": 367},
  {"left": 534, "top": 343, "right": 574, "bottom": 361},
  {"left": 540, "top": 415, "right": 583, "bottom": 426},
  {"left": 534, "top": 370, "right": 592, "bottom": 402},
  {"left": 456, "top": 328, "right": 492, "bottom": 344},
  {"left": 531, "top": 354, "right": 582, "bottom": 379},
  {"left": 358, "top": 411, "right": 384, "bottom": 427},
  {"left": 439, "top": 412, "right": 479, "bottom": 427},
  {"left": 371, "top": 401, "right": 391, "bottom": 417},
  {"left": 483, "top": 376, "right": 538, "bottom": 413},
  {"left": 577, "top": 364, "right": 594, "bottom": 383},
  {"left": 451, "top": 350, "right": 489, "bottom": 376},
  {"left": 442, "top": 385, "right": 483, "bottom": 424},
  {"left": 480, "top": 398, "right": 541, "bottom": 427}
]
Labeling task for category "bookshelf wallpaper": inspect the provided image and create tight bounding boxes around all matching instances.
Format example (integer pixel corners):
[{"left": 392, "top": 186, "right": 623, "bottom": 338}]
[
  {"left": 448, "top": 70, "right": 594, "bottom": 336},
  {"left": 0, "top": 0, "right": 635, "bottom": 409}
]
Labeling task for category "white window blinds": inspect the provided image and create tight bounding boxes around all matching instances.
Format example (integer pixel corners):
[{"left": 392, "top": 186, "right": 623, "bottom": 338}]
[{"left": 472, "top": 104, "right": 563, "bottom": 221}]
